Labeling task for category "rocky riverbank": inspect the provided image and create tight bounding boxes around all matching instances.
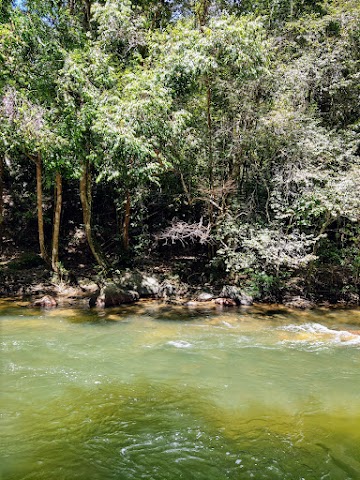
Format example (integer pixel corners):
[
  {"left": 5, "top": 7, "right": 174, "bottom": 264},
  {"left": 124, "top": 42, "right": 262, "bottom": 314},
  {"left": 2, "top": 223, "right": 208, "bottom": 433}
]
[
  {"left": 1, "top": 251, "right": 359, "bottom": 309},
  {"left": 0, "top": 264, "right": 256, "bottom": 308}
]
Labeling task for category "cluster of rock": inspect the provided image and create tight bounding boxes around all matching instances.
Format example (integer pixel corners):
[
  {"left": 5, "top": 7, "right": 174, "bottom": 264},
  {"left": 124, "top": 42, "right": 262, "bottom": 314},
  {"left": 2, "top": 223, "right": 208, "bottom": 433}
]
[{"left": 31, "top": 271, "right": 254, "bottom": 309}]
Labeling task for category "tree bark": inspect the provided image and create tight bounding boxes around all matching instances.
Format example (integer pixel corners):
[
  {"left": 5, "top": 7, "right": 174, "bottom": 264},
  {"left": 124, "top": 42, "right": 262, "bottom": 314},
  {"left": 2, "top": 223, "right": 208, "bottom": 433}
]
[
  {"left": 79, "top": 160, "right": 106, "bottom": 267},
  {"left": 197, "top": 0, "right": 211, "bottom": 28},
  {"left": 35, "top": 154, "right": 49, "bottom": 263},
  {"left": 123, "top": 190, "right": 131, "bottom": 251},
  {"left": 289, "top": 0, "right": 294, "bottom": 18},
  {"left": 205, "top": 77, "right": 215, "bottom": 257},
  {"left": 0, "top": 155, "right": 4, "bottom": 232},
  {"left": 206, "top": 77, "right": 213, "bottom": 194},
  {"left": 51, "top": 171, "right": 62, "bottom": 273},
  {"left": 82, "top": 0, "right": 91, "bottom": 30},
  {"left": 68, "top": 0, "right": 75, "bottom": 15}
]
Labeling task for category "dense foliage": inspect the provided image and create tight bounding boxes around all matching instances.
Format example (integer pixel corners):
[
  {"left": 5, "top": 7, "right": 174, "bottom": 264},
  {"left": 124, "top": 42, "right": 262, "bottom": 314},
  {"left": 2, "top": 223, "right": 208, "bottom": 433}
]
[{"left": 1, "top": 0, "right": 359, "bottom": 302}]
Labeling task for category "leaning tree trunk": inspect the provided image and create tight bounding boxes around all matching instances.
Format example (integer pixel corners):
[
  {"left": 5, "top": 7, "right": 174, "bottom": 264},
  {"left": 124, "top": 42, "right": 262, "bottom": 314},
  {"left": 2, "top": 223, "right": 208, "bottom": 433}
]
[
  {"left": 35, "top": 154, "right": 49, "bottom": 263},
  {"left": 79, "top": 160, "right": 106, "bottom": 268},
  {"left": 123, "top": 190, "right": 131, "bottom": 251},
  {"left": 51, "top": 171, "right": 62, "bottom": 273}
]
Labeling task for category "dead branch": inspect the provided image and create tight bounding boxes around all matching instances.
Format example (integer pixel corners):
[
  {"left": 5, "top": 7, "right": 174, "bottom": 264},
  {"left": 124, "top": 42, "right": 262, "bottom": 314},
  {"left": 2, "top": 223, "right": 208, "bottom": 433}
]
[{"left": 154, "top": 218, "right": 212, "bottom": 246}]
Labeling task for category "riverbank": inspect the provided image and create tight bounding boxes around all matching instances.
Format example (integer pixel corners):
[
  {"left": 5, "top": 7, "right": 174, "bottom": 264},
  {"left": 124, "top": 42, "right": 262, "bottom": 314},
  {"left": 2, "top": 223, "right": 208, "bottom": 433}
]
[{"left": 1, "top": 251, "right": 359, "bottom": 310}]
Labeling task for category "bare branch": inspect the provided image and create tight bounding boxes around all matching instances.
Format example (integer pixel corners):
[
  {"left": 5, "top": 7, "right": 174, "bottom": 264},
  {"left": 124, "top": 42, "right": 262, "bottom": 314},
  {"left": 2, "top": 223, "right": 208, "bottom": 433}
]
[{"left": 154, "top": 218, "right": 212, "bottom": 246}]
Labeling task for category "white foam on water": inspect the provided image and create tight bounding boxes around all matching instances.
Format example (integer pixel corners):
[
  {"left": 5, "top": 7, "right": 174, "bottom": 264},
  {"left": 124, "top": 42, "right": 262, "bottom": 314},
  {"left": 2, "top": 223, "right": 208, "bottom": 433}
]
[
  {"left": 221, "top": 321, "right": 234, "bottom": 328},
  {"left": 277, "top": 323, "right": 360, "bottom": 348},
  {"left": 167, "top": 340, "right": 193, "bottom": 349}
]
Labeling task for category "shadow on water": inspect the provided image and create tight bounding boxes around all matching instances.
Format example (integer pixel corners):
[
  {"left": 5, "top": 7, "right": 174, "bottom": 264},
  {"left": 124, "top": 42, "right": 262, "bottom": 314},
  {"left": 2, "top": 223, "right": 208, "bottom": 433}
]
[
  {"left": 146, "top": 306, "right": 215, "bottom": 322},
  {"left": 2, "top": 380, "right": 360, "bottom": 480}
]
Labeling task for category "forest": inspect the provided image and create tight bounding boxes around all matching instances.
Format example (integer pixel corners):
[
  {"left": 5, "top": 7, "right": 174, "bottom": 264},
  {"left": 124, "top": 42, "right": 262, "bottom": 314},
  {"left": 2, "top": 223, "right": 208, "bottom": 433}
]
[{"left": 0, "top": 0, "right": 359, "bottom": 305}]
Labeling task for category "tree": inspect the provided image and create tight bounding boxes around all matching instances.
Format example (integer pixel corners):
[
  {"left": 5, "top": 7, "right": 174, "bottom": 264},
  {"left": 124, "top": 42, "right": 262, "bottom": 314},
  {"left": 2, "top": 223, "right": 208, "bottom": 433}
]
[
  {"left": 151, "top": 14, "right": 268, "bottom": 241},
  {"left": 55, "top": 47, "right": 111, "bottom": 267},
  {"left": 93, "top": 68, "right": 172, "bottom": 251},
  {"left": 0, "top": 88, "right": 50, "bottom": 262}
]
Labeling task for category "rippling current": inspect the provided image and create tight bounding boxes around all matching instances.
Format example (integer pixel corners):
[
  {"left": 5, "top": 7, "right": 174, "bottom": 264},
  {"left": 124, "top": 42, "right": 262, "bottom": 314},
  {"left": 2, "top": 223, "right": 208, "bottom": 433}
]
[{"left": 1, "top": 300, "right": 360, "bottom": 479}]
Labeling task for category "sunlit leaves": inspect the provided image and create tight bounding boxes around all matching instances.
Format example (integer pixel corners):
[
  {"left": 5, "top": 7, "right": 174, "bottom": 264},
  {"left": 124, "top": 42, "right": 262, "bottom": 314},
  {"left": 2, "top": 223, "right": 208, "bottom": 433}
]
[
  {"left": 153, "top": 15, "right": 268, "bottom": 96},
  {"left": 92, "top": 0, "right": 146, "bottom": 52},
  {"left": 94, "top": 68, "right": 173, "bottom": 186}
]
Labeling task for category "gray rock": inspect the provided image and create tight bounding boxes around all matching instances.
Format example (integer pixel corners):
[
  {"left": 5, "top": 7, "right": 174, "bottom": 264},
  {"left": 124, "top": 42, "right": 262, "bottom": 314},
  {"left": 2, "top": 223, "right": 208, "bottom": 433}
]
[
  {"left": 159, "top": 278, "right": 189, "bottom": 300},
  {"left": 239, "top": 294, "right": 253, "bottom": 306},
  {"left": 220, "top": 285, "right": 253, "bottom": 306},
  {"left": 159, "top": 282, "right": 178, "bottom": 298},
  {"left": 197, "top": 292, "right": 213, "bottom": 302},
  {"left": 116, "top": 271, "right": 161, "bottom": 297},
  {"left": 90, "top": 284, "right": 139, "bottom": 308},
  {"left": 284, "top": 296, "right": 314, "bottom": 309}
]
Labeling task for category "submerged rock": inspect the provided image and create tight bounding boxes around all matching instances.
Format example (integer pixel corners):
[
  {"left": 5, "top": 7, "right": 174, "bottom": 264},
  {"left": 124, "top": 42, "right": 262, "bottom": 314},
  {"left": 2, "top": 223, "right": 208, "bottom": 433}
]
[
  {"left": 33, "top": 295, "right": 58, "bottom": 308},
  {"left": 183, "top": 301, "right": 199, "bottom": 307}
]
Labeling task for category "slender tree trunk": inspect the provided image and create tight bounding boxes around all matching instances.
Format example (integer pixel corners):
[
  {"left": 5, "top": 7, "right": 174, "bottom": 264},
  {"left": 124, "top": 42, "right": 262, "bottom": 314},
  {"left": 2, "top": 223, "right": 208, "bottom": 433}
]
[
  {"left": 82, "top": 0, "right": 91, "bottom": 30},
  {"left": 197, "top": 2, "right": 214, "bottom": 256},
  {"left": 0, "top": 155, "right": 4, "bottom": 253},
  {"left": 206, "top": 78, "right": 213, "bottom": 193},
  {"left": 79, "top": 160, "right": 106, "bottom": 267},
  {"left": 306, "top": 212, "right": 332, "bottom": 283},
  {"left": 35, "top": 154, "right": 49, "bottom": 263},
  {"left": 205, "top": 78, "right": 215, "bottom": 257},
  {"left": 0, "top": 155, "right": 4, "bottom": 233},
  {"left": 123, "top": 190, "right": 131, "bottom": 251},
  {"left": 51, "top": 171, "right": 62, "bottom": 273},
  {"left": 68, "top": 0, "right": 75, "bottom": 14},
  {"left": 179, "top": 170, "right": 192, "bottom": 206},
  {"left": 197, "top": 0, "right": 211, "bottom": 28}
]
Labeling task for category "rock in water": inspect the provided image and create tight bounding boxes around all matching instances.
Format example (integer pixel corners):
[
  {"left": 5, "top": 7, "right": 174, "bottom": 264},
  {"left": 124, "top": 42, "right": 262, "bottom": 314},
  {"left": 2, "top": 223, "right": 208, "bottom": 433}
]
[
  {"left": 214, "top": 297, "right": 237, "bottom": 306},
  {"left": 219, "top": 285, "right": 253, "bottom": 306},
  {"left": 115, "top": 271, "right": 161, "bottom": 297},
  {"left": 33, "top": 295, "right": 58, "bottom": 308},
  {"left": 284, "top": 296, "right": 314, "bottom": 309},
  {"left": 90, "top": 284, "right": 139, "bottom": 308}
]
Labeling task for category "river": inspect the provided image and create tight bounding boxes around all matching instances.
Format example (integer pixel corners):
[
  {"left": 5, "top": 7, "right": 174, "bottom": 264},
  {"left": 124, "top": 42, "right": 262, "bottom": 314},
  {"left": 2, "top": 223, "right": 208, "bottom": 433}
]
[{"left": 1, "top": 299, "right": 360, "bottom": 479}]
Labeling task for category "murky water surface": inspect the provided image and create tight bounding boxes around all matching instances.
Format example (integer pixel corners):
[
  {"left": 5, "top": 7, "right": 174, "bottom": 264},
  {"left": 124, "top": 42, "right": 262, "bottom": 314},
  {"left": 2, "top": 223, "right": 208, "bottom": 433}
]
[{"left": 1, "top": 300, "right": 360, "bottom": 479}]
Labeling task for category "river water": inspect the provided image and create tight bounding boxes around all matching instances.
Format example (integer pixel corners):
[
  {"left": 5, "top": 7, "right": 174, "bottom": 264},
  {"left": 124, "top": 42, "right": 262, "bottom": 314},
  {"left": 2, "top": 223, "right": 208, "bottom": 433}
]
[{"left": 1, "top": 299, "right": 360, "bottom": 479}]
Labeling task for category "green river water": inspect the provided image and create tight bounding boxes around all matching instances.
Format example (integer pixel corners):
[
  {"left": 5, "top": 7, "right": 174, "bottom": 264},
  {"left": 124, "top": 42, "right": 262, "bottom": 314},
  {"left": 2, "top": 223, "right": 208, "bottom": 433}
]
[{"left": 1, "top": 299, "right": 360, "bottom": 479}]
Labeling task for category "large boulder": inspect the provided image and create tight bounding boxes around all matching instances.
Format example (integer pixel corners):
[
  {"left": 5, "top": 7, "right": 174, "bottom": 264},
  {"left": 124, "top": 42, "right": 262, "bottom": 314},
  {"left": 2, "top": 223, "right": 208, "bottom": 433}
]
[
  {"left": 220, "top": 285, "right": 253, "bottom": 306},
  {"left": 90, "top": 284, "right": 139, "bottom": 308},
  {"left": 115, "top": 271, "right": 161, "bottom": 297},
  {"left": 158, "top": 278, "right": 190, "bottom": 301}
]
